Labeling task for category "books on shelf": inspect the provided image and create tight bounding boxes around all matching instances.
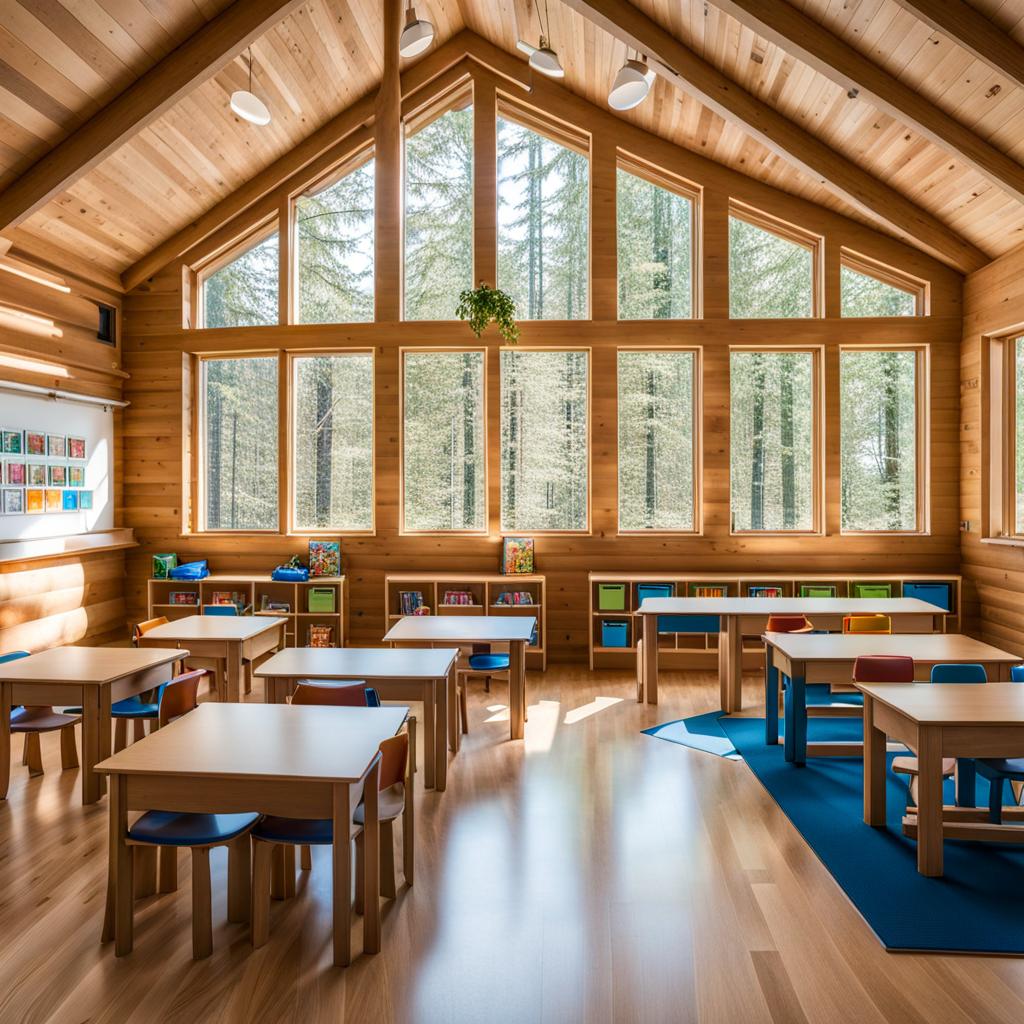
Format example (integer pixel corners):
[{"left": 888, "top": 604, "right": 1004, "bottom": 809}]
[
  {"left": 441, "top": 590, "right": 475, "bottom": 606},
  {"left": 691, "top": 585, "right": 726, "bottom": 598},
  {"left": 259, "top": 594, "right": 291, "bottom": 613},
  {"left": 307, "top": 624, "right": 334, "bottom": 648},
  {"left": 748, "top": 586, "right": 782, "bottom": 598},
  {"left": 399, "top": 590, "right": 424, "bottom": 615},
  {"left": 169, "top": 591, "right": 198, "bottom": 606},
  {"left": 494, "top": 591, "right": 535, "bottom": 605},
  {"left": 211, "top": 591, "right": 247, "bottom": 612}
]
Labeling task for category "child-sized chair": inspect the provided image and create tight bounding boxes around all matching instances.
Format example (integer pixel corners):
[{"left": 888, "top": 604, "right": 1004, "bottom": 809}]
[
  {"left": 111, "top": 669, "right": 206, "bottom": 751},
  {"left": 842, "top": 614, "right": 892, "bottom": 635}
]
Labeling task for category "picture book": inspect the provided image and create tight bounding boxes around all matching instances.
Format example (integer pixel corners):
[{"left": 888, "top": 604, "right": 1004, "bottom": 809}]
[
  {"left": 308, "top": 540, "right": 341, "bottom": 577},
  {"left": 307, "top": 624, "right": 334, "bottom": 648},
  {"left": 502, "top": 536, "right": 535, "bottom": 575},
  {"left": 399, "top": 590, "right": 424, "bottom": 615}
]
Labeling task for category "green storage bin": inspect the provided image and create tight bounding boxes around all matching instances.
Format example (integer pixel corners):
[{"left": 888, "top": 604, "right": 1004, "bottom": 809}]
[
  {"left": 307, "top": 587, "right": 336, "bottom": 613},
  {"left": 800, "top": 585, "right": 836, "bottom": 598},
  {"left": 598, "top": 583, "right": 626, "bottom": 610},
  {"left": 854, "top": 584, "right": 892, "bottom": 599}
]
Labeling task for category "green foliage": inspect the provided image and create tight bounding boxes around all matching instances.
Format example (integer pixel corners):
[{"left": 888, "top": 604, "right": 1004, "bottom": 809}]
[
  {"left": 840, "top": 265, "right": 916, "bottom": 316},
  {"left": 203, "top": 233, "right": 279, "bottom": 328},
  {"left": 729, "top": 217, "right": 813, "bottom": 319},
  {"left": 456, "top": 282, "right": 520, "bottom": 342}
]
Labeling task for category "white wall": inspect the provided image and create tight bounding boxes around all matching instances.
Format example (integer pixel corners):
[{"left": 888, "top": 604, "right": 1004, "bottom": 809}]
[{"left": 0, "top": 388, "right": 114, "bottom": 541}]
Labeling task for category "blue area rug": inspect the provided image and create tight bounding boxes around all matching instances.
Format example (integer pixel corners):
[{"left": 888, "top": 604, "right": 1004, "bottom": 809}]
[
  {"left": 643, "top": 711, "right": 739, "bottom": 759},
  {"left": 718, "top": 714, "right": 1024, "bottom": 954}
]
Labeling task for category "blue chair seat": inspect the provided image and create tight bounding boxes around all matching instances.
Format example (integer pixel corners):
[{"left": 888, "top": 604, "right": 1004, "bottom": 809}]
[
  {"left": 468, "top": 653, "right": 510, "bottom": 672},
  {"left": 111, "top": 697, "right": 159, "bottom": 718},
  {"left": 977, "top": 758, "right": 1024, "bottom": 779},
  {"left": 252, "top": 816, "right": 334, "bottom": 845},
  {"left": 128, "top": 811, "right": 260, "bottom": 847}
]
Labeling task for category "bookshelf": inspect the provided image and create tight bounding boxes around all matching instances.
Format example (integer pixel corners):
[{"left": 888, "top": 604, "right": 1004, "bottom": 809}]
[
  {"left": 384, "top": 573, "right": 546, "bottom": 670},
  {"left": 147, "top": 574, "right": 348, "bottom": 649},
  {"left": 588, "top": 572, "right": 962, "bottom": 670}
]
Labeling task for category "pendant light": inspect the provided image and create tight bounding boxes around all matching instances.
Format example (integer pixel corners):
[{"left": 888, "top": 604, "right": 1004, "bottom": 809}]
[
  {"left": 515, "top": 0, "right": 564, "bottom": 79},
  {"left": 231, "top": 47, "right": 271, "bottom": 126},
  {"left": 608, "top": 53, "right": 654, "bottom": 111},
  {"left": 399, "top": 4, "right": 435, "bottom": 58}
]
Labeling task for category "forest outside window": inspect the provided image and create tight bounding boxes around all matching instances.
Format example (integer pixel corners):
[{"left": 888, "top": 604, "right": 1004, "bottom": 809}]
[
  {"left": 840, "top": 348, "right": 925, "bottom": 533},
  {"left": 200, "top": 228, "right": 279, "bottom": 328},
  {"left": 200, "top": 356, "right": 279, "bottom": 531},
  {"left": 292, "top": 352, "right": 374, "bottom": 533},
  {"left": 402, "top": 350, "right": 486, "bottom": 532},
  {"left": 404, "top": 96, "right": 474, "bottom": 320},
  {"left": 729, "top": 206, "right": 820, "bottom": 319},
  {"left": 501, "top": 349, "right": 589, "bottom": 532},
  {"left": 617, "top": 165, "right": 696, "bottom": 319},
  {"left": 730, "top": 349, "right": 819, "bottom": 533},
  {"left": 985, "top": 335, "right": 1024, "bottom": 541},
  {"left": 840, "top": 251, "right": 925, "bottom": 317},
  {"left": 617, "top": 350, "right": 697, "bottom": 531},
  {"left": 497, "top": 113, "right": 589, "bottom": 320},
  {"left": 295, "top": 152, "right": 374, "bottom": 323}
]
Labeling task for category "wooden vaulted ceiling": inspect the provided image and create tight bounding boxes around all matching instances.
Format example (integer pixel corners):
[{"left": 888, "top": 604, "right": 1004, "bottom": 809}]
[{"left": 2, "top": 0, "right": 1024, "bottom": 289}]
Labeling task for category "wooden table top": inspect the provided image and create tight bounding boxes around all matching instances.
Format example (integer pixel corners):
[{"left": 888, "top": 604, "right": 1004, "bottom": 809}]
[
  {"left": 0, "top": 645, "right": 186, "bottom": 686},
  {"left": 254, "top": 646, "right": 459, "bottom": 680},
  {"left": 95, "top": 703, "right": 408, "bottom": 783},
  {"left": 638, "top": 597, "right": 946, "bottom": 615},
  {"left": 139, "top": 615, "right": 288, "bottom": 641},
  {"left": 763, "top": 632, "right": 1019, "bottom": 663},
  {"left": 856, "top": 682, "right": 1024, "bottom": 726},
  {"left": 383, "top": 614, "right": 536, "bottom": 643}
]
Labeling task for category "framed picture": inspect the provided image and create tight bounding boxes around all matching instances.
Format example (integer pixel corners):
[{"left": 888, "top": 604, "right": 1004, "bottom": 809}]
[
  {"left": 25, "top": 489, "right": 44, "bottom": 514},
  {"left": 501, "top": 536, "right": 536, "bottom": 575},
  {"left": 3, "top": 489, "right": 24, "bottom": 515},
  {"left": 79, "top": 490, "right": 93, "bottom": 510},
  {"left": 67, "top": 465, "right": 85, "bottom": 488},
  {"left": 67, "top": 436, "right": 86, "bottom": 460},
  {"left": 48, "top": 464, "right": 66, "bottom": 487},
  {"left": 26, "top": 463, "right": 46, "bottom": 487},
  {"left": 4, "top": 461, "right": 25, "bottom": 486},
  {"left": 2, "top": 430, "right": 23, "bottom": 454},
  {"left": 45, "top": 488, "right": 62, "bottom": 513},
  {"left": 62, "top": 490, "right": 79, "bottom": 511},
  {"left": 47, "top": 434, "right": 65, "bottom": 458},
  {"left": 308, "top": 539, "right": 341, "bottom": 577},
  {"left": 25, "top": 432, "right": 45, "bottom": 456}
]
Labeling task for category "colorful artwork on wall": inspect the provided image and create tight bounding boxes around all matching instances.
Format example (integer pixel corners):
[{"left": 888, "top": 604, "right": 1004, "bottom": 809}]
[
  {"left": 62, "top": 490, "right": 79, "bottom": 511},
  {"left": 4, "top": 462, "right": 25, "bottom": 486},
  {"left": 2, "top": 430, "right": 23, "bottom": 454},
  {"left": 25, "top": 432, "right": 45, "bottom": 456},
  {"left": 67, "top": 436, "right": 86, "bottom": 460},
  {"left": 67, "top": 466, "right": 85, "bottom": 488},
  {"left": 45, "top": 489, "right": 62, "bottom": 513},
  {"left": 2, "top": 489, "right": 24, "bottom": 515},
  {"left": 308, "top": 540, "right": 342, "bottom": 577},
  {"left": 501, "top": 536, "right": 536, "bottom": 575},
  {"left": 26, "top": 463, "right": 46, "bottom": 487},
  {"left": 25, "top": 489, "right": 44, "bottom": 514},
  {"left": 79, "top": 490, "right": 93, "bottom": 510},
  {"left": 46, "top": 434, "right": 65, "bottom": 458},
  {"left": 48, "top": 464, "right": 66, "bottom": 487}
]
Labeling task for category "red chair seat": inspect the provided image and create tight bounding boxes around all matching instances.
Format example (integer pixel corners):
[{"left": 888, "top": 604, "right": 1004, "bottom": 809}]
[{"left": 10, "top": 707, "right": 80, "bottom": 733}]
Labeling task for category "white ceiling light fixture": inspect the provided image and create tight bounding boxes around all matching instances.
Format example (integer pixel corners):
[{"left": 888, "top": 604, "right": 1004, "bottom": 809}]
[
  {"left": 608, "top": 54, "right": 654, "bottom": 111},
  {"left": 399, "top": 5, "right": 435, "bottom": 58},
  {"left": 230, "top": 47, "right": 271, "bottom": 126},
  {"left": 516, "top": 0, "right": 564, "bottom": 79}
]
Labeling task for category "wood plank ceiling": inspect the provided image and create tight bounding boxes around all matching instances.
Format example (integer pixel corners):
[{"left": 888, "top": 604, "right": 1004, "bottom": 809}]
[{"left": 2, "top": 0, "right": 1024, "bottom": 284}]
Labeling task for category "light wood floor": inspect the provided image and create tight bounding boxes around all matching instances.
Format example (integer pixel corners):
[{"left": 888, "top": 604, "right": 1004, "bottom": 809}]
[{"left": 3, "top": 668, "right": 1024, "bottom": 1024}]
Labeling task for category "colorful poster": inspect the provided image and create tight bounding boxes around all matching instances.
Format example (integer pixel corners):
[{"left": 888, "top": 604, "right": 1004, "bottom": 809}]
[
  {"left": 62, "top": 490, "right": 79, "bottom": 511},
  {"left": 4, "top": 461, "right": 25, "bottom": 486},
  {"left": 25, "top": 432, "right": 45, "bottom": 456},
  {"left": 45, "top": 488, "right": 62, "bottom": 512},
  {"left": 3, "top": 489, "right": 24, "bottom": 515},
  {"left": 308, "top": 540, "right": 341, "bottom": 577},
  {"left": 48, "top": 464, "right": 66, "bottom": 487},
  {"left": 26, "top": 463, "right": 46, "bottom": 487},
  {"left": 501, "top": 536, "right": 536, "bottom": 575},
  {"left": 1, "top": 430, "right": 23, "bottom": 454},
  {"left": 68, "top": 465, "right": 85, "bottom": 488},
  {"left": 47, "top": 434, "right": 65, "bottom": 458},
  {"left": 67, "top": 436, "right": 86, "bottom": 460},
  {"left": 79, "top": 490, "right": 93, "bottom": 510},
  {"left": 26, "top": 489, "right": 44, "bottom": 514}
]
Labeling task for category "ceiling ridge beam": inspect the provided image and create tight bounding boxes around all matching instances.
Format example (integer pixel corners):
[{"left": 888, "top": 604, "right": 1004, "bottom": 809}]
[
  {"left": 0, "top": 0, "right": 309, "bottom": 235},
  {"left": 713, "top": 0, "right": 1024, "bottom": 207},
  {"left": 890, "top": 0, "right": 1024, "bottom": 93},
  {"left": 561, "top": 0, "right": 987, "bottom": 272}
]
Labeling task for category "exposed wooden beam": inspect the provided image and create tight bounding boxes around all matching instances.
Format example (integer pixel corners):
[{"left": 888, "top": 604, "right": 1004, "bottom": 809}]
[
  {"left": 890, "top": 0, "right": 1024, "bottom": 93},
  {"left": 375, "top": 0, "right": 403, "bottom": 322},
  {"left": 713, "top": 0, "right": 1024, "bottom": 207},
  {"left": 561, "top": 0, "right": 987, "bottom": 272},
  {"left": 0, "top": 0, "right": 308, "bottom": 234}
]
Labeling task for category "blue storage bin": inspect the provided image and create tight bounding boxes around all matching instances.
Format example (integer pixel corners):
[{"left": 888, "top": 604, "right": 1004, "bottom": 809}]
[
  {"left": 637, "top": 583, "right": 673, "bottom": 604},
  {"left": 658, "top": 614, "right": 720, "bottom": 633},
  {"left": 903, "top": 582, "right": 951, "bottom": 612},
  {"left": 601, "top": 620, "right": 630, "bottom": 647}
]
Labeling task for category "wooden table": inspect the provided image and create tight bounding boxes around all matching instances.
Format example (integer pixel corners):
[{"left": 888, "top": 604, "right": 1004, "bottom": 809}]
[
  {"left": 0, "top": 646, "right": 186, "bottom": 804},
  {"left": 383, "top": 615, "right": 536, "bottom": 741},
  {"left": 764, "top": 632, "right": 1020, "bottom": 765},
  {"left": 95, "top": 702, "right": 408, "bottom": 965},
  {"left": 638, "top": 597, "right": 947, "bottom": 712},
  {"left": 857, "top": 682, "right": 1024, "bottom": 876},
  {"left": 254, "top": 646, "right": 458, "bottom": 792},
  {"left": 136, "top": 616, "right": 286, "bottom": 703}
]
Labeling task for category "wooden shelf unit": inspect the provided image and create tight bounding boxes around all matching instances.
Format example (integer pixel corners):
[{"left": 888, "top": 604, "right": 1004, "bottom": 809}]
[
  {"left": 588, "top": 572, "right": 962, "bottom": 670},
  {"left": 147, "top": 574, "right": 349, "bottom": 649},
  {"left": 384, "top": 573, "right": 546, "bottom": 670}
]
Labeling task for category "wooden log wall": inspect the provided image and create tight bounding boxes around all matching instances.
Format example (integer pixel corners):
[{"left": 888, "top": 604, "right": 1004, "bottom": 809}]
[{"left": 121, "top": 57, "right": 964, "bottom": 664}]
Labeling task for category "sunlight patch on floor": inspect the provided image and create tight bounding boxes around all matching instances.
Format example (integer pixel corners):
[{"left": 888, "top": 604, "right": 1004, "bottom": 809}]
[
  {"left": 563, "top": 696, "right": 623, "bottom": 724},
  {"left": 524, "top": 700, "right": 560, "bottom": 754},
  {"left": 484, "top": 704, "right": 509, "bottom": 722}
]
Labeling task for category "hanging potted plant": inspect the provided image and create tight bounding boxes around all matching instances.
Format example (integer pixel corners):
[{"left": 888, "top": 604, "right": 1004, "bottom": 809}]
[{"left": 456, "top": 282, "right": 520, "bottom": 343}]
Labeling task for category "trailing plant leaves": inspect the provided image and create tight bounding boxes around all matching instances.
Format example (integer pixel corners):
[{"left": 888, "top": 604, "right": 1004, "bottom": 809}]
[{"left": 456, "top": 283, "right": 520, "bottom": 343}]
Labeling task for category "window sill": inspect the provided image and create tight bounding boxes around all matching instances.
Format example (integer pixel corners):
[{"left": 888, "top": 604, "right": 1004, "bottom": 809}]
[{"left": 980, "top": 536, "right": 1024, "bottom": 548}]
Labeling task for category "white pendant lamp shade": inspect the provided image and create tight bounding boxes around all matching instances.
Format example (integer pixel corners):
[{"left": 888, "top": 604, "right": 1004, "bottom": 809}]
[
  {"left": 231, "top": 47, "right": 271, "bottom": 126},
  {"left": 399, "top": 7, "right": 435, "bottom": 57},
  {"left": 529, "top": 38, "right": 564, "bottom": 78},
  {"left": 608, "top": 58, "right": 653, "bottom": 111}
]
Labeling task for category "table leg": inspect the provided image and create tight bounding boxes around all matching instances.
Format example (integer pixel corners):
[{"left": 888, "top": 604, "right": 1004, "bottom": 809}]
[
  {"left": 423, "top": 682, "right": 436, "bottom": 791},
  {"left": 764, "top": 649, "right": 778, "bottom": 745},
  {"left": 721, "top": 616, "right": 743, "bottom": 713},
  {"left": 111, "top": 774, "right": 133, "bottom": 955},
  {"left": 955, "top": 758, "right": 977, "bottom": 808},
  {"left": 916, "top": 726, "right": 944, "bottom": 877},
  {"left": 82, "top": 686, "right": 110, "bottom": 804},
  {"left": 0, "top": 682, "right": 10, "bottom": 800},
  {"left": 783, "top": 674, "right": 806, "bottom": 765},
  {"left": 332, "top": 782, "right": 353, "bottom": 967},
  {"left": 509, "top": 640, "right": 526, "bottom": 741},
  {"left": 225, "top": 645, "right": 241, "bottom": 703},
  {"left": 362, "top": 760, "right": 381, "bottom": 955},
  {"left": 446, "top": 661, "right": 458, "bottom": 755},
  {"left": 863, "top": 695, "right": 887, "bottom": 826},
  {"left": 642, "top": 614, "right": 658, "bottom": 704},
  {"left": 433, "top": 677, "right": 447, "bottom": 792}
]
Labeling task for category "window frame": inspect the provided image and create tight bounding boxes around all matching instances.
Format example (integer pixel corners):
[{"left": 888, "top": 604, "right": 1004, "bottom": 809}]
[
  {"left": 983, "top": 331, "right": 1024, "bottom": 543},
  {"left": 728, "top": 344, "right": 825, "bottom": 536},
  {"left": 727, "top": 201, "right": 824, "bottom": 319},
  {"left": 399, "top": 346, "right": 488, "bottom": 536},
  {"left": 615, "top": 345, "right": 702, "bottom": 535},
  {"left": 839, "top": 249, "right": 929, "bottom": 317},
  {"left": 195, "top": 220, "right": 281, "bottom": 330},
  {"left": 838, "top": 344, "right": 929, "bottom": 536},
  {"left": 287, "top": 348, "right": 377, "bottom": 537},
  {"left": 498, "top": 345, "right": 592, "bottom": 536}
]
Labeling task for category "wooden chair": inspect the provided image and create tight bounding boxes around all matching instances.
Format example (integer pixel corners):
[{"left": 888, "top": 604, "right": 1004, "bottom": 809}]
[
  {"left": 112, "top": 669, "right": 206, "bottom": 751},
  {"left": 974, "top": 665, "right": 1024, "bottom": 821},
  {"left": 764, "top": 615, "right": 814, "bottom": 745},
  {"left": 4, "top": 650, "right": 80, "bottom": 778},
  {"left": 842, "top": 614, "right": 892, "bottom": 635},
  {"left": 291, "top": 680, "right": 371, "bottom": 706},
  {"left": 454, "top": 646, "right": 506, "bottom": 733},
  {"left": 133, "top": 616, "right": 170, "bottom": 643},
  {"left": 251, "top": 734, "right": 412, "bottom": 948}
]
